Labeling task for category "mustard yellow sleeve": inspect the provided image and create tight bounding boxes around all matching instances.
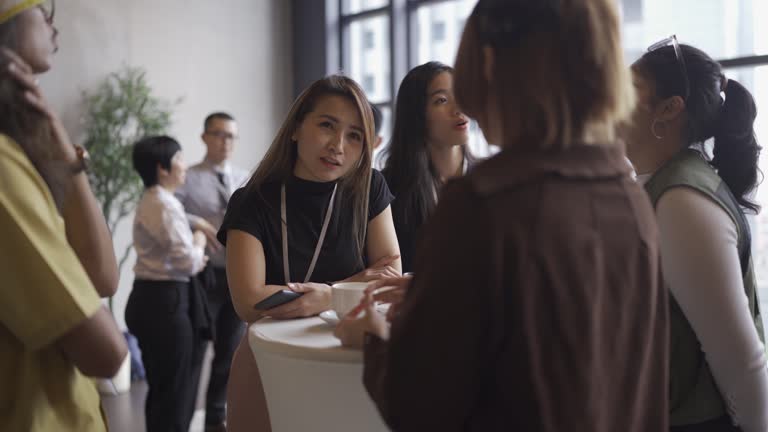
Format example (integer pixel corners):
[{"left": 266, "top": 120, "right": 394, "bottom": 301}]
[{"left": 0, "top": 135, "right": 101, "bottom": 350}]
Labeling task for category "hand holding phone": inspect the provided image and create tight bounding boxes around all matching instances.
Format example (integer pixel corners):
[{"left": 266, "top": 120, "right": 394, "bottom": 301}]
[
  {"left": 258, "top": 283, "right": 332, "bottom": 320},
  {"left": 253, "top": 290, "right": 304, "bottom": 311}
]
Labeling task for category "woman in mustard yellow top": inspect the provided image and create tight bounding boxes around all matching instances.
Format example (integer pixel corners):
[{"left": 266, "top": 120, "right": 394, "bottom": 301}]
[{"left": 0, "top": 1, "right": 127, "bottom": 430}]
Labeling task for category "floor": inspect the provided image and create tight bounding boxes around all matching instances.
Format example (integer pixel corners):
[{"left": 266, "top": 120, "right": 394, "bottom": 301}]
[{"left": 101, "top": 345, "right": 214, "bottom": 432}]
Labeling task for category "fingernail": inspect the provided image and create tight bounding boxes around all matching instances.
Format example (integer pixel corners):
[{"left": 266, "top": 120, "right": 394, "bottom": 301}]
[
  {"left": 287, "top": 283, "right": 295, "bottom": 289},
  {"left": 7, "top": 63, "right": 14, "bottom": 72}
]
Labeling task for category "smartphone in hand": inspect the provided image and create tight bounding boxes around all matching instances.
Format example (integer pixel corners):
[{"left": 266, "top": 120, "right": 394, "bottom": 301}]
[{"left": 253, "top": 290, "right": 303, "bottom": 311}]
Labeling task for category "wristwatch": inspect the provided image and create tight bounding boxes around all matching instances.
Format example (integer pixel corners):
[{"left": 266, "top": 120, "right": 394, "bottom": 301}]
[{"left": 71, "top": 145, "right": 90, "bottom": 174}]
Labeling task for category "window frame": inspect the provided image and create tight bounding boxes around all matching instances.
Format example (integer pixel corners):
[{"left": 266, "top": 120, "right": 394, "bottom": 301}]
[
  {"left": 335, "top": 0, "right": 459, "bottom": 133},
  {"left": 330, "top": 0, "right": 768, "bottom": 153},
  {"left": 326, "top": 0, "right": 768, "bottom": 324},
  {"left": 334, "top": 0, "right": 768, "bottom": 98}
]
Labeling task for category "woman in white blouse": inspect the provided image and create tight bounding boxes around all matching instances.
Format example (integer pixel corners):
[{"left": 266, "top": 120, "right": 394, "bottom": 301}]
[{"left": 125, "top": 135, "right": 208, "bottom": 432}]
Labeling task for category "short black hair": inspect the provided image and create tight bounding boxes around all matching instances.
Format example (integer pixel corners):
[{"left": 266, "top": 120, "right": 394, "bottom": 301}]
[
  {"left": 132, "top": 136, "right": 182, "bottom": 187},
  {"left": 204, "top": 112, "right": 236, "bottom": 131},
  {"left": 370, "top": 103, "right": 383, "bottom": 135}
]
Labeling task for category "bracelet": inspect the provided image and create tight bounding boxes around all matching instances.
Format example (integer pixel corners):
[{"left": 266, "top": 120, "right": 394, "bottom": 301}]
[{"left": 71, "top": 145, "right": 89, "bottom": 174}]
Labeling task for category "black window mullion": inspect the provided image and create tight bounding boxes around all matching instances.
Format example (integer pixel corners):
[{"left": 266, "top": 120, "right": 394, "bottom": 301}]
[
  {"left": 720, "top": 55, "right": 768, "bottom": 69},
  {"left": 341, "top": 5, "right": 390, "bottom": 23},
  {"left": 391, "top": 0, "right": 408, "bottom": 102},
  {"left": 326, "top": 0, "right": 341, "bottom": 75},
  {"left": 406, "top": 0, "right": 455, "bottom": 8}
]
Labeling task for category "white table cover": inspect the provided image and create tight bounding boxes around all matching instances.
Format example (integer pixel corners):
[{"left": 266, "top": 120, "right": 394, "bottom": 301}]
[{"left": 248, "top": 317, "right": 389, "bottom": 432}]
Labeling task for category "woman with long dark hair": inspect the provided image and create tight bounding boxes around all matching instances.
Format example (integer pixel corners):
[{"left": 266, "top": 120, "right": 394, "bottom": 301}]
[
  {"left": 622, "top": 39, "right": 768, "bottom": 431},
  {"left": 380, "top": 61, "right": 473, "bottom": 273},
  {"left": 219, "top": 75, "right": 401, "bottom": 431}
]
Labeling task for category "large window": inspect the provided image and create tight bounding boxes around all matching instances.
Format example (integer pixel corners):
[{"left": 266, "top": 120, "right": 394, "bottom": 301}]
[
  {"left": 618, "top": 0, "right": 768, "bottom": 324},
  {"left": 338, "top": 0, "right": 492, "bottom": 160},
  {"left": 621, "top": 0, "right": 767, "bottom": 63},
  {"left": 411, "top": 0, "right": 475, "bottom": 66},
  {"left": 336, "top": 0, "right": 768, "bottom": 318},
  {"left": 339, "top": 0, "right": 394, "bottom": 158}
]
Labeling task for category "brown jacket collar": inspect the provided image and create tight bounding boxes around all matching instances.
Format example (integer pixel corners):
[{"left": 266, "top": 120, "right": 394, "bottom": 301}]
[{"left": 470, "top": 144, "right": 632, "bottom": 196}]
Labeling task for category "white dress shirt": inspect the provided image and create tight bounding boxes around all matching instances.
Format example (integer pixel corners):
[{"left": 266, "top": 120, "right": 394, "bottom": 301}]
[{"left": 133, "top": 185, "right": 206, "bottom": 281}]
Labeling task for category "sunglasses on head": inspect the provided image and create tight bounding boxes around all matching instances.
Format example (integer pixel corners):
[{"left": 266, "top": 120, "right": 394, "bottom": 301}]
[{"left": 647, "top": 34, "right": 690, "bottom": 102}]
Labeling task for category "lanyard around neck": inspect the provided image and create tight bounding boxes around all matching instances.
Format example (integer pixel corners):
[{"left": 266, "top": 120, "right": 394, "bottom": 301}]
[{"left": 281, "top": 183, "right": 338, "bottom": 284}]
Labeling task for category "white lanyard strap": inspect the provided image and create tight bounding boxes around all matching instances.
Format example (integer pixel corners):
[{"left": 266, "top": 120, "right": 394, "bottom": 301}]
[{"left": 281, "top": 183, "right": 337, "bottom": 283}]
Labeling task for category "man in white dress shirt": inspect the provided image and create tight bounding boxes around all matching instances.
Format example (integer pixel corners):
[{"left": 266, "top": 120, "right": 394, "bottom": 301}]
[{"left": 175, "top": 112, "right": 248, "bottom": 432}]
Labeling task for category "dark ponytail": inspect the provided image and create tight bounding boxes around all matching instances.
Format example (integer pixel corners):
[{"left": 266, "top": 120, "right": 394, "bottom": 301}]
[
  {"left": 712, "top": 79, "right": 762, "bottom": 212},
  {"left": 638, "top": 44, "right": 762, "bottom": 212}
]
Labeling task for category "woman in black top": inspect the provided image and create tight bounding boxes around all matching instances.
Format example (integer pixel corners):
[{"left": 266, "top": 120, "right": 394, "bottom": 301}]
[
  {"left": 218, "top": 75, "right": 401, "bottom": 431},
  {"left": 222, "top": 171, "right": 395, "bottom": 289},
  {"left": 380, "top": 62, "right": 474, "bottom": 272}
]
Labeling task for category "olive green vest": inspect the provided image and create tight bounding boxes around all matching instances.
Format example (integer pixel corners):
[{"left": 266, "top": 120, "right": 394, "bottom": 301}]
[{"left": 644, "top": 149, "right": 764, "bottom": 426}]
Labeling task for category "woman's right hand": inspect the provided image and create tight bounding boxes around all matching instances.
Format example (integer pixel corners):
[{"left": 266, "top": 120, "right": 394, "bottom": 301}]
[
  {"left": 367, "top": 275, "right": 412, "bottom": 323},
  {"left": 1, "top": 47, "right": 76, "bottom": 165},
  {"left": 193, "top": 230, "right": 207, "bottom": 249},
  {"left": 263, "top": 283, "right": 331, "bottom": 320},
  {"left": 334, "top": 290, "right": 390, "bottom": 348},
  {"left": 192, "top": 218, "right": 222, "bottom": 253},
  {"left": 342, "top": 255, "right": 401, "bottom": 283}
]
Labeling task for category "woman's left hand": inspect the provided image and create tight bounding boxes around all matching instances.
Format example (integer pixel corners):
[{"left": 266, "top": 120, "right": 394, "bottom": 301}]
[
  {"left": 334, "top": 291, "right": 390, "bottom": 348},
  {"left": 341, "top": 255, "right": 401, "bottom": 284},
  {"left": 1, "top": 47, "right": 76, "bottom": 165},
  {"left": 192, "top": 218, "right": 223, "bottom": 253}
]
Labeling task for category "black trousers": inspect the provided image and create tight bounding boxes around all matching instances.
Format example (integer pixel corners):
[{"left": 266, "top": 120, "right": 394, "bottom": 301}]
[
  {"left": 125, "top": 280, "right": 206, "bottom": 432},
  {"left": 203, "top": 267, "right": 246, "bottom": 426},
  {"left": 671, "top": 416, "right": 742, "bottom": 432}
]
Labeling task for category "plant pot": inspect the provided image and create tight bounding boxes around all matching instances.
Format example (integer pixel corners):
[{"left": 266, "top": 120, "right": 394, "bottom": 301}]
[{"left": 97, "top": 352, "right": 131, "bottom": 395}]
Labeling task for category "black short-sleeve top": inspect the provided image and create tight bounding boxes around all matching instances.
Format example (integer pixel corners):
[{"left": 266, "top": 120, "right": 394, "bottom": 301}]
[{"left": 218, "top": 169, "right": 394, "bottom": 286}]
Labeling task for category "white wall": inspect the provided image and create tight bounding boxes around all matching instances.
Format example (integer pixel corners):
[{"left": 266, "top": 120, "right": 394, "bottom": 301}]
[{"left": 40, "top": 0, "right": 293, "bottom": 329}]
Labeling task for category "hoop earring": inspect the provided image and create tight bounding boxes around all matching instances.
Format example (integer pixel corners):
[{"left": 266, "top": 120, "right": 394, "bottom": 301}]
[{"left": 651, "top": 119, "right": 665, "bottom": 140}]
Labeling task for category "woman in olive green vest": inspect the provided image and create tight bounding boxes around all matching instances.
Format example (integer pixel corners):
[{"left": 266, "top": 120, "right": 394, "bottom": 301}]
[{"left": 622, "top": 38, "right": 767, "bottom": 431}]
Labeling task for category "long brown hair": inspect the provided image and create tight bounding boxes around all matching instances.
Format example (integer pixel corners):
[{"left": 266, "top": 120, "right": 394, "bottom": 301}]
[
  {"left": 0, "top": 16, "right": 67, "bottom": 211},
  {"left": 243, "top": 75, "right": 375, "bottom": 264},
  {"left": 454, "top": 0, "right": 635, "bottom": 150}
]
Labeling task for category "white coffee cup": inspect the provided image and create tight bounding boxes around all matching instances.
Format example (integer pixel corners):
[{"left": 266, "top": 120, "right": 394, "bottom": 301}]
[{"left": 331, "top": 282, "right": 368, "bottom": 319}]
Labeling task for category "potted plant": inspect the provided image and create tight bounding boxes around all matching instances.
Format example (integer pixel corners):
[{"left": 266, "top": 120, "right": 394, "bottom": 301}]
[{"left": 80, "top": 65, "right": 178, "bottom": 393}]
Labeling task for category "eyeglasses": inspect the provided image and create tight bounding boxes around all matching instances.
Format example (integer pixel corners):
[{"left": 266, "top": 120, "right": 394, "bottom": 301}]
[
  {"left": 38, "top": 0, "right": 55, "bottom": 24},
  {"left": 647, "top": 35, "right": 690, "bottom": 102},
  {"left": 205, "top": 130, "right": 238, "bottom": 141}
]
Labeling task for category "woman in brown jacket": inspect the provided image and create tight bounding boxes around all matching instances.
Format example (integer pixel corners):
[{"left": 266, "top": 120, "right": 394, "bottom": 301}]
[{"left": 335, "top": 0, "right": 669, "bottom": 431}]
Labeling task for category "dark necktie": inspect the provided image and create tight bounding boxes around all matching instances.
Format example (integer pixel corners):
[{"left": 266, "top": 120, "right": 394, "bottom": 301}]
[{"left": 216, "top": 171, "right": 229, "bottom": 205}]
